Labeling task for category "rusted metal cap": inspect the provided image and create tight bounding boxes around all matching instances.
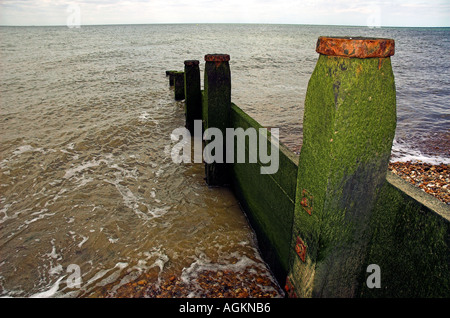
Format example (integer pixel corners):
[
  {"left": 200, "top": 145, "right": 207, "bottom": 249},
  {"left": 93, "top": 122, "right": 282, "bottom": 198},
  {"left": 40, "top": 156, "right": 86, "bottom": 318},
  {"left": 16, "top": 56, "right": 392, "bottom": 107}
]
[
  {"left": 316, "top": 36, "right": 395, "bottom": 58},
  {"left": 205, "top": 54, "right": 230, "bottom": 62},
  {"left": 184, "top": 60, "right": 199, "bottom": 66}
]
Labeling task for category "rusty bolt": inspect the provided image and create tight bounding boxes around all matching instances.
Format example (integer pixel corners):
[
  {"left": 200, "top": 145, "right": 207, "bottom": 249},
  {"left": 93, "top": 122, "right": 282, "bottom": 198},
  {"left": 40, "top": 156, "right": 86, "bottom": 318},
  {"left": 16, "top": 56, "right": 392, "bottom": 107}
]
[{"left": 300, "top": 197, "right": 308, "bottom": 207}]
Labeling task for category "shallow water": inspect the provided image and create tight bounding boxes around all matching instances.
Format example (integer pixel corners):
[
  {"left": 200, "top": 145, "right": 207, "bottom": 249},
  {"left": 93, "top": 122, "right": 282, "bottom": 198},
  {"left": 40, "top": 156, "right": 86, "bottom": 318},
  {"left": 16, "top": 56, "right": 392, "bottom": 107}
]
[{"left": 0, "top": 24, "right": 449, "bottom": 297}]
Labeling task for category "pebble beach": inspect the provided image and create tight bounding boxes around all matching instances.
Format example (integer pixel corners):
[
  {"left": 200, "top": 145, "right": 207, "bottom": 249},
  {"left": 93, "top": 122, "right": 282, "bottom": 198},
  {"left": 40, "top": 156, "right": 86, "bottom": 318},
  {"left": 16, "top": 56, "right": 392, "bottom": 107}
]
[
  {"left": 389, "top": 131, "right": 449, "bottom": 205},
  {"left": 389, "top": 162, "right": 449, "bottom": 204}
]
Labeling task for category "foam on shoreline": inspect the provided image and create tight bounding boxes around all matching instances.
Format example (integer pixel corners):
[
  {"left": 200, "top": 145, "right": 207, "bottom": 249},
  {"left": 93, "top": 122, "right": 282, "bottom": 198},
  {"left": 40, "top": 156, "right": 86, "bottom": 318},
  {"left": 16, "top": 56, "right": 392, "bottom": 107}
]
[{"left": 390, "top": 139, "right": 449, "bottom": 165}]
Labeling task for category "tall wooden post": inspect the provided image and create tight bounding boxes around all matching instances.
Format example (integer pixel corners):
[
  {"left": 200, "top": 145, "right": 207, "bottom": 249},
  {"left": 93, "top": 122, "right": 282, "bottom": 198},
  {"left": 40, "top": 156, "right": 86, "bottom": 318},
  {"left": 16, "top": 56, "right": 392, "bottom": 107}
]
[
  {"left": 286, "top": 37, "right": 396, "bottom": 298},
  {"left": 184, "top": 60, "right": 202, "bottom": 133},
  {"left": 203, "top": 54, "right": 231, "bottom": 186}
]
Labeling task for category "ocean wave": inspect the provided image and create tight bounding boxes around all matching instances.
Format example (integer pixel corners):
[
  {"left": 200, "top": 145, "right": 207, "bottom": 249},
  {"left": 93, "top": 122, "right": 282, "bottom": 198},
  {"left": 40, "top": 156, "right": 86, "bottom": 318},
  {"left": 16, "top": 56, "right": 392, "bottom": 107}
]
[{"left": 391, "top": 139, "right": 449, "bottom": 165}]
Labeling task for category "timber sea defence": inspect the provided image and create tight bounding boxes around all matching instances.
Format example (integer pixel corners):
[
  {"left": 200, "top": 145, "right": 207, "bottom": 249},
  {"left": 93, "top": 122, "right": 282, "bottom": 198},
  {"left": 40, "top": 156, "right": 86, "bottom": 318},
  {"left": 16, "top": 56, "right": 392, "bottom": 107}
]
[{"left": 166, "top": 36, "right": 450, "bottom": 298}]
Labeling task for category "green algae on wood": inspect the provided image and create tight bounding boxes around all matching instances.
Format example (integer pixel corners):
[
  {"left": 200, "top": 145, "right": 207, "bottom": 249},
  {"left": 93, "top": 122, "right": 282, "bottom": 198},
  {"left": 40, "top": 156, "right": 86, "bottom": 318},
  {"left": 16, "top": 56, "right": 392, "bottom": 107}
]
[
  {"left": 230, "top": 103, "right": 298, "bottom": 282},
  {"left": 287, "top": 37, "right": 397, "bottom": 298},
  {"left": 361, "top": 172, "right": 450, "bottom": 298}
]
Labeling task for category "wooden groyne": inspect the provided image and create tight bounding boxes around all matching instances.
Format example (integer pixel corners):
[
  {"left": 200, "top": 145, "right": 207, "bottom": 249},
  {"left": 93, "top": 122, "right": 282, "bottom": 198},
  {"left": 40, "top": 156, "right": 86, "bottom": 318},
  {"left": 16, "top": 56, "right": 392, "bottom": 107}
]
[{"left": 166, "top": 37, "right": 450, "bottom": 298}]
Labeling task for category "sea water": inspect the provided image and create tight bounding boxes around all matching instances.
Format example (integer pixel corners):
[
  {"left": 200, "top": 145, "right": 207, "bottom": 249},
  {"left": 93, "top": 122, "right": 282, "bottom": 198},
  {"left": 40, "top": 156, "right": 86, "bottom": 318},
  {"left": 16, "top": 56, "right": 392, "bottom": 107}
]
[{"left": 1, "top": 24, "right": 449, "bottom": 297}]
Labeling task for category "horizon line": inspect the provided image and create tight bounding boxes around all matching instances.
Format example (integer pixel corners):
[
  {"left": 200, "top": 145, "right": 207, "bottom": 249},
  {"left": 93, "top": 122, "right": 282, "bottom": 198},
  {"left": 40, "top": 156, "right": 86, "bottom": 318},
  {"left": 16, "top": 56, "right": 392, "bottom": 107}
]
[{"left": 1, "top": 22, "right": 449, "bottom": 28}]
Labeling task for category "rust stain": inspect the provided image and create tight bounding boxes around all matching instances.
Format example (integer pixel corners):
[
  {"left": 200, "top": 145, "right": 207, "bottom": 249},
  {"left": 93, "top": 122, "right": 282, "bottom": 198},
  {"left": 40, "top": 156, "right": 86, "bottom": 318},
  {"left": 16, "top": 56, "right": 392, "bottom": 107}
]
[
  {"left": 316, "top": 36, "right": 395, "bottom": 59},
  {"left": 285, "top": 276, "right": 297, "bottom": 298},
  {"left": 300, "top": 197, "right": 308, "bottom": 207},
  {"left": 356, "top": 64, "right": 363, "bottom": 75},
  {"left": 300, "top": 189, "right": 313, "bottom": 215},
  {"left": 295, "top": 236, "right": 307, "bottom": 262},
  {"left": 205, "top": 54, "right": 230, "bottom": 67},
  {"left": 184, "top": 60, "right": 199, "bottom": 66},
  {"left": 378, "top": 57, "right": 385, "bottom": 70}
]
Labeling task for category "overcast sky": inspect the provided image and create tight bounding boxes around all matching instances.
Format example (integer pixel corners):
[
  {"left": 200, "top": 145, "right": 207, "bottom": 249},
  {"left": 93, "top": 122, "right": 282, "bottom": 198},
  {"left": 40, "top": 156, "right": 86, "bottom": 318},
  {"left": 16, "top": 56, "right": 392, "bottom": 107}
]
[{"left": 0, "top": 0, "right": 449, "bottom": 27}]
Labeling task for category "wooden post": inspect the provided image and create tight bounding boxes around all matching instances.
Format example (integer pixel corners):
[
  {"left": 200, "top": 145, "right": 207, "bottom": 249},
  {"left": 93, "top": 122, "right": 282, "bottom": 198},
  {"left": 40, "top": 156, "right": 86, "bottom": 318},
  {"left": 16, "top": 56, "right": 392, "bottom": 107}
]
[
  {"left": 166, "top": 70, "right": 177, "bottom": 86},
  {"left": 184, "top": 60, "right": 202, "bottom": 133},
  {"left": 203, "top": 54, "right": 231, "bottom": 186},
  {"left": 174, "top": 71, "right": 185, "bottom": 101},
  {"left": 287, "top": 36, "right": 396, "bottom": 298}
]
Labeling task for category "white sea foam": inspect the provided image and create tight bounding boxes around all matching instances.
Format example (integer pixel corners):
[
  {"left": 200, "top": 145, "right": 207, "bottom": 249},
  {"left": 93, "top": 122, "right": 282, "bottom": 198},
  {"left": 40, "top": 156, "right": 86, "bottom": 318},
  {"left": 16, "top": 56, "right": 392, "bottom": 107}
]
[
  {"left": 29, "top": 276, "right": 65, "bottom": 298},
  {"left": 149, "top": 206, "right": 170, "bottom": 218},
  {"left": 106, "top": 177, "right": 169, "bottom": 220},
  {"left": 24, "top": 209, "right": 55, "bottom": 225},
  {"left": 180, "top": 253, "right": 256, "bottom": 285},
  {"left": 46, "top": 239, "right": 62, "bottom": 260},
  {"left": 12, "top": 145, "right": 56, "bottom": 157},
  {"left": 0, "top": 203, "right": 12, "bottom": 223},
  {"left": 66, "top": 175, "right": 93, "bottom": 189},
  {"left": 77, "top": 235, "right": 89, "bottom": 248},
  {"left": 84, "top": 249, "right": 170, "bottom": 296},
  {"left": 63, "top": 158, "right": 108, "bottom": 179},
  {"left": 81, "top": 262, "right": 130, "bottom": 294},
  {"left": 155, "top": 168, "right": 164, "bottom": 177},
  {"left": 139, "top": 111, "right": 150, "bottom": 121},
  {"left": 391, "top": 139, "right": 449, "bottom": 165},
  {"left": 49, "top": 264, "right": 64, "bottom": 276},
  {"left": 177, "top": 250, "right": 283, "bottom": 298},
  {"left": 148, "top": 251, "right": 169, "bottom": 273},
  {"left": 44, "top": 188, "right": 67, "bottom": 207},
  {"left": 13, "top": 145, "right": 35, "bottom": 155},
  {"left": 85, "top": 269, "right": 112, "bottom": 287}
]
